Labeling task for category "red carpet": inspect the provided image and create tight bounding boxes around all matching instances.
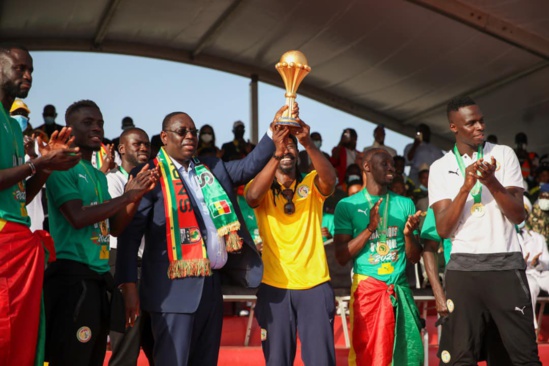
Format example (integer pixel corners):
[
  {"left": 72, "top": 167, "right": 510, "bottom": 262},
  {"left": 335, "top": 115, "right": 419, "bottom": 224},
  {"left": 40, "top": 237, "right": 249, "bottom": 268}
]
[{"left": 104, "top": 312, "right": 549, "bottom": 365}]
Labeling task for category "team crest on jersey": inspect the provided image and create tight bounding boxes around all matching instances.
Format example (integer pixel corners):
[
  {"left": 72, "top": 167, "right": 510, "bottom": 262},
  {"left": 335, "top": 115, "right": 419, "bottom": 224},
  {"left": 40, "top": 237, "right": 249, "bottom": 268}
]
[
  {"left": 261, "top": 328, "right": 267, "bottom": 341},
  {"left": 297, "top": 185, "right": 309, "bottom": 198},
  {"left": 446, "top": 299, "right": 455, "bottom": 313},
  {"left": 441, "top": 350, "right": 451, "bottom": 363},
  {"left": 76, "top": 326, "right": 92, "bottom": 343}
]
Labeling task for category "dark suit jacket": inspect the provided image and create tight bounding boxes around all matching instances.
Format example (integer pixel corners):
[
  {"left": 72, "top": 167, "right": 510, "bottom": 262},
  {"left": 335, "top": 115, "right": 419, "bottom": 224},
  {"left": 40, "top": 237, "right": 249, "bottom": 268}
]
[{"left": 116, "top": 134, "right": 274, "bottom": 314}]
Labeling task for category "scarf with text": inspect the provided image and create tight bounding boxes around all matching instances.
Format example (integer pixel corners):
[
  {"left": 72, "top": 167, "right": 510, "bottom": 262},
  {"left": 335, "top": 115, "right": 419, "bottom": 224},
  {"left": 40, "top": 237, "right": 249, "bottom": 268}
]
[{"left": 154, "top": 147, "right": 242, "bottom": 279}]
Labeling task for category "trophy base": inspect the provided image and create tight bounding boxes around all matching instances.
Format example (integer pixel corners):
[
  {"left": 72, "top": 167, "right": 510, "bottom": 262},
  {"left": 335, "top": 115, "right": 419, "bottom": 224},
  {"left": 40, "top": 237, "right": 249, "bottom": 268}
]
[{"left": 275, "top": 117, "right": 301, "bottom": 128}]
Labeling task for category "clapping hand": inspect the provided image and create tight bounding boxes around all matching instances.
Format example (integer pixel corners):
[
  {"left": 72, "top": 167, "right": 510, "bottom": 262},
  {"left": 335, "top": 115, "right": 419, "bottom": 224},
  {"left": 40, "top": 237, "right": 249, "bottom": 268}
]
[{"left": 404, "top": 210, "right": 422, "bottom": 236}]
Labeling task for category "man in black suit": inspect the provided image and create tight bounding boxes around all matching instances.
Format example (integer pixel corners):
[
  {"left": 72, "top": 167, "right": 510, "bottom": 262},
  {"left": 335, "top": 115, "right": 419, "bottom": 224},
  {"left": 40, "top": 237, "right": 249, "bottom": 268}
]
[{"left": 117, "top": 106, "right": 290, "bottom": 366}]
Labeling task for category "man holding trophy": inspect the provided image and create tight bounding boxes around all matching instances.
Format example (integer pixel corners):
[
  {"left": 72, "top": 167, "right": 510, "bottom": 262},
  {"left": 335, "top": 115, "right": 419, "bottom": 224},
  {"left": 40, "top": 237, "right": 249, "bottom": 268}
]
[{"left": 245, "top": 51, "right": 338, "bottom": 366}]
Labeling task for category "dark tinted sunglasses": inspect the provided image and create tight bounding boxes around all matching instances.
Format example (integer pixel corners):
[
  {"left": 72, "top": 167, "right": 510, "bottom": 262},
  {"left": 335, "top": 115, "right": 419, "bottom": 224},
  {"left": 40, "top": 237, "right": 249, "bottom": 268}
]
[
  {"left": 282, "top": 188, "right": 295, "bottom": 215},
  {"left": 164, "top": 128, "right": 199, "bottom": 137}
]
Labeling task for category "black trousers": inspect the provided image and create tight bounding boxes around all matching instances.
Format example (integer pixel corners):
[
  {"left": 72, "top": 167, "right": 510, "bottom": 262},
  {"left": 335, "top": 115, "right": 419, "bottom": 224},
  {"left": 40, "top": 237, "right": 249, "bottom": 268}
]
[
  {"left": 44, "top": 261, "right": 112, "bottom": 366},
  {"left": 438, "top": 269, "right": 541, "bottom": 366},
  {"left": 108, "top": 248, "right": 154, "bottom": 366}
]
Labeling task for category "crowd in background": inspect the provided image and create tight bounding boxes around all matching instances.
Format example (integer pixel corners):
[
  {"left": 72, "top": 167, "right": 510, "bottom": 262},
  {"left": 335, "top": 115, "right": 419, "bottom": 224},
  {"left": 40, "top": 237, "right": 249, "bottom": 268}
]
[{"left": 3, "top": 45, "right": 549, "bottom": 366}]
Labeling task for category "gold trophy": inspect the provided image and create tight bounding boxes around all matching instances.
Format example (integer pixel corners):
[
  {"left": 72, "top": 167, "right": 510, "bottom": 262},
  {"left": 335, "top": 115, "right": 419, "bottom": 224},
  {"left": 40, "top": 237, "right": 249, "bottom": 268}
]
[{"left": 275, "top": 50, "right": 311, "bottom": 127}]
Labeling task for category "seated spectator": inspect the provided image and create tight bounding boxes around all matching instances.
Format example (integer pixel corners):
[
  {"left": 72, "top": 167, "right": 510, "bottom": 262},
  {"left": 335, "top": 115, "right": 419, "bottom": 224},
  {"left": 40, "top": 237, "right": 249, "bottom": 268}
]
[
  {"left": 527, "top": 183, "right": 549, "bottom": 243},
  {"left": 220, "top": 120, "right": 255, "bottom": 161},
  {"left": 518, "top": 197, "right": 549, "bottom": 331},
  {"left": 331, "top": 128, "right": 362, "bottom": 186},
  {"left": 403, "top": 124, "right": 443, "bottom": 185},
  {"left": 528, "top": 165, "right": 549, "bottom": 204},
  {"left": 197, "top": 124, "right": 220, "bottom": 158},
  {"left": 412, "top": 163, "right": 429, "bottom": 212},
  {"left": 362, "top": 124, "right": 397, "bottom": 157},
  {"left": 514, "top": 132, "right": 540, "bottom": 190},
  {"left": 486, "top": 134, "right": 498, "bottom": 144},
  {"left": 10, "top": 99, "right": 33, "bottom": 135},
  {"left": 341, "top": 163, "right": 362, "bottom": 193},
  {"left": 389, "top": 176, "right": 407, "bottom": 196},
  {"left": 150, "top": 133, "right": 162, "bottom": 158},
  {"left": 298, "top": 131, "right": 330, "bottom": 174},
  {"left": 346, "top": 173, "right": 363, "bottom": 196},
  {"left": 111, "top": 116, "right": 136, "bottom": 152},
  {"left": 393, "top": 155, "right": 415, "bottom": 196},
  {"left": 35, "top": 104, "right": 64, "bottom": 140},
  {"left": 323, "top": 172, "right": 364, "bottom": 243}
]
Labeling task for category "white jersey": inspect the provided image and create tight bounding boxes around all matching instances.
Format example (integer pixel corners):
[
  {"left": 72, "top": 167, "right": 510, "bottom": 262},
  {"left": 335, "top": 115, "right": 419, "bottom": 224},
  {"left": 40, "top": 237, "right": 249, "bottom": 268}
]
[{"left": 428, "top": 142, "right": 524, "bottom": 270}]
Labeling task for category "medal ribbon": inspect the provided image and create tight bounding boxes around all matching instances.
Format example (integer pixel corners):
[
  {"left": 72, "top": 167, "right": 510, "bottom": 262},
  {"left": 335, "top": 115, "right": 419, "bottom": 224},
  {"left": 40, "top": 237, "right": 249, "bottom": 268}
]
[
  {"left": 364, "top": 190, "right": 390, "bottom": 243},
  {"left": 453, "top": 144, "right": 483, "bottom": 204},
  {"left": 79, "top": 161, "right": 109, "bottom": 238},
  {"left": 119, "top": 166, "right": 129, "bottom": 179}
]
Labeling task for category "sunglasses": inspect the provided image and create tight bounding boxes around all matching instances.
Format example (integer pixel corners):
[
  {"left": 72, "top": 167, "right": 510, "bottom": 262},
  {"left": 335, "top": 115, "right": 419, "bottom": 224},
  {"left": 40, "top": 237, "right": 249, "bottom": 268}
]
[
  {"left": 281, "top": 188, "right": 295, "bottom": 215},
  {"left": 164, "top": 128, "right": 199, "bottom": 137}
]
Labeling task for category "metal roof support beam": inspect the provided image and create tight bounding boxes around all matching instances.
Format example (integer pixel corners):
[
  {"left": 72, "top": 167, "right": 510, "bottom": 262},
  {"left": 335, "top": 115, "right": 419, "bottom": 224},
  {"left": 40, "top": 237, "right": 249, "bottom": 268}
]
[
  {"left": 250, "top": 74, "right": 259, "bottom": 144},
  {"left": 192, "top": 0, "right": 244, "bottom": 58},
  {"left": 403, "top": 61, "right": 549, "bottom": 125},
  {"left": 409, "top": 0, "right": 549, "bottom": 61},
  {"left": 93, "top": 0, "right": 123, "bottom": 48}
]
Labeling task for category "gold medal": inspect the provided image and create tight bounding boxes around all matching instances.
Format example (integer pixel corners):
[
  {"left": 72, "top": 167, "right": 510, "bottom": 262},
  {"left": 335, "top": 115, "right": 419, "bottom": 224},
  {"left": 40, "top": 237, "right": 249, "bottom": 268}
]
[
  {"left": 376, "top": 242, "right": 389, "bottom": 255},
  {"left": 99, "top": 220, "right": 109, "bottom": 237},
  {"left": 470, "top": 203, "right": 485, "bottom": 217}
]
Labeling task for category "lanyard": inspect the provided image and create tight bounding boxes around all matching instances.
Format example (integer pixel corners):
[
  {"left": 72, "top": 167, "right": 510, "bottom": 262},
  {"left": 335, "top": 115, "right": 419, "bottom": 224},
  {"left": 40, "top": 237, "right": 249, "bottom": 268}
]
[
  {"left": 453, "top": 144, "right": 483, "bottom": 204},
  {"left": 79, "top": 161, "right": 104, "bottom": 203},
  {"left": 364, "top": 190, "right": 390, "bottom": 243},
  {"left": 0, "top": 105, "right": 21, "bottom": 165},
  {"left": 119, "top": 166, "right": 129, "bottom": 180}
]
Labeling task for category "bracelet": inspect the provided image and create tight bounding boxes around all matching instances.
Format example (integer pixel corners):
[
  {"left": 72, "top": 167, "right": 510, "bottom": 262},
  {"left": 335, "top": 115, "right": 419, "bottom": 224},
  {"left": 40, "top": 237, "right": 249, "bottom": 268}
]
[
  {"left": 272, "top": 153, "right": 284, "bottom": 161},
  {"left": 27, "top": 161, "right": 37, "bottom": 177},
  {"left": 366, "top": 226, "right": 375, "bottom": 234}
]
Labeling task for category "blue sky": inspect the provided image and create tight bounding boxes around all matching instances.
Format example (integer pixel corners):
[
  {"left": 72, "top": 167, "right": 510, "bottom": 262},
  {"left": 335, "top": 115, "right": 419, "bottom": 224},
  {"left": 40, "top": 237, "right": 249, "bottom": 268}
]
[{"left": 23, "top": 51, "right": 412, "bottom": 155}]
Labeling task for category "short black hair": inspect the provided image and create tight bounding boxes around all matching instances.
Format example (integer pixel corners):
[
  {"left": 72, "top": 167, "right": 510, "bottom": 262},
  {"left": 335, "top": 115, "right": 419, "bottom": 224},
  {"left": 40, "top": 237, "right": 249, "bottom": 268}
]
[
  {"left": 65, "top": 100, "right": 100, "bottom": 123},
  {"left": 446, "top": 96, "right": 476, "bottom": 117},
  {"left": 342, "top": 128, "right": 358, "bottom": 139},
  {"left": 393, "top": 155, "right": 405, "bottom": 164},
  {"left": 0, "top": 44, "right": 29, "bottom": 55},
  {"left": 537, "top": 164, "right": 549, "bottom": 176},
  {"left": 0, "top": 45, "right": 30, "bottom": 68},
  {"left": 119, "top": 127, "right": 148, "bottom": 142},
  {"left": 162, "top": 112, "right": 188, "bottom": 131}
]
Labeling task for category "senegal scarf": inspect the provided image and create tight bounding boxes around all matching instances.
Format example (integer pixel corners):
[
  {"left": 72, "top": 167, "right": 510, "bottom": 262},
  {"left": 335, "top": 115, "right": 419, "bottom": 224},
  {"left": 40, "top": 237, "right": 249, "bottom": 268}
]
[
  {"left": 93, "top": 144, "right": 108, "bottom": 170},
  {"left": 155, "top": 147, "right": 242, "bottom": 279}
]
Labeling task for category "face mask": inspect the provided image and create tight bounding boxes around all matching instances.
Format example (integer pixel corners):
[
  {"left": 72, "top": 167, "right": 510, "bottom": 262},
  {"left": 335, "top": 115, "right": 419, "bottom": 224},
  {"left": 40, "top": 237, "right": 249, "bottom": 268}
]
[
  {"left": 12, "top": 115, "right": 28, "bottom": 131},
  {"left": 313, "top": 140, "right": 322, "bottom": 149},
  {"left": 201, "top": 133, "right": 213, "bottom": 143},
  {"left": 517, "top": 221, "right": 526, "bottom": 229},
  {"left": 347, "top": 174, "right": 361, "bottom": 183},
  {"left": 44, "top": 116, "right": 55, "bottom": 125},
  {"left": 539, "top": 199, "right": 549, "bottom": 211}
]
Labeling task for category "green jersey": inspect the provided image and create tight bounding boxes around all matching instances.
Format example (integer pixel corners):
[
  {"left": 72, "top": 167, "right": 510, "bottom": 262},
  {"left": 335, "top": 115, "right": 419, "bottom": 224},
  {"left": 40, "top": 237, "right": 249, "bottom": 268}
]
[
  {"left": 46, "top": 160, "right": 111, "bottom": 273},
  {"left": 237, "top": 195, "right": 261, "bottom": 244},
  {"left": 0, "top": 105, "right": 29, "bottom": 226},
  {"left": 321, "top": 213, "right": 335, "bottom": 242},
  {"left": 420, "top": 207, "right": 452, "bottom": 264},
  {"left": 334, "top": 189, "right": 415, "bottom": 285}
]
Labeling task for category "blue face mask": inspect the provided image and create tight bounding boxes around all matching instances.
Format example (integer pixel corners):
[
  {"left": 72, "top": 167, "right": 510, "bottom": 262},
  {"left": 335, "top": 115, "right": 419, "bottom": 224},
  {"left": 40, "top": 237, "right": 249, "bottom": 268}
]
[{"left": 12, "top": 115, "right": 29, "bottom": 132}]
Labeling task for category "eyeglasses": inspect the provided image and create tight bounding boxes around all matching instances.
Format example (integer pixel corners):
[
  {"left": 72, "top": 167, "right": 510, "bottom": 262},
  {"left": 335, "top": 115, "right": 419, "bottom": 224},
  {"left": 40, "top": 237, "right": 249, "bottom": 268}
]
[
  {"left": 281, "top": 188, "right": 295, "bottom": 215},
  {"left": 164, "top": 128, "right": 199, "bottom": 137}
]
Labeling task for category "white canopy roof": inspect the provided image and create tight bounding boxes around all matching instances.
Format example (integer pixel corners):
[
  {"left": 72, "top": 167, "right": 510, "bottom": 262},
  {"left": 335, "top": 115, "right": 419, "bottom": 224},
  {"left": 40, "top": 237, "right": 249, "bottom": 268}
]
[{"left": 3, "top": 0, "right": 549, "bottom": 156}]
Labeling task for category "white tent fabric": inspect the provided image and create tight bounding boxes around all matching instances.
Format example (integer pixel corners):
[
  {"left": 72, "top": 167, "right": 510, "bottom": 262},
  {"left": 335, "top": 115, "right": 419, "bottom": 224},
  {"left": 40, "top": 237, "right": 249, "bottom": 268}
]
[{"left": 2, "top": 0, "right": 548, "bottom": 156}]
